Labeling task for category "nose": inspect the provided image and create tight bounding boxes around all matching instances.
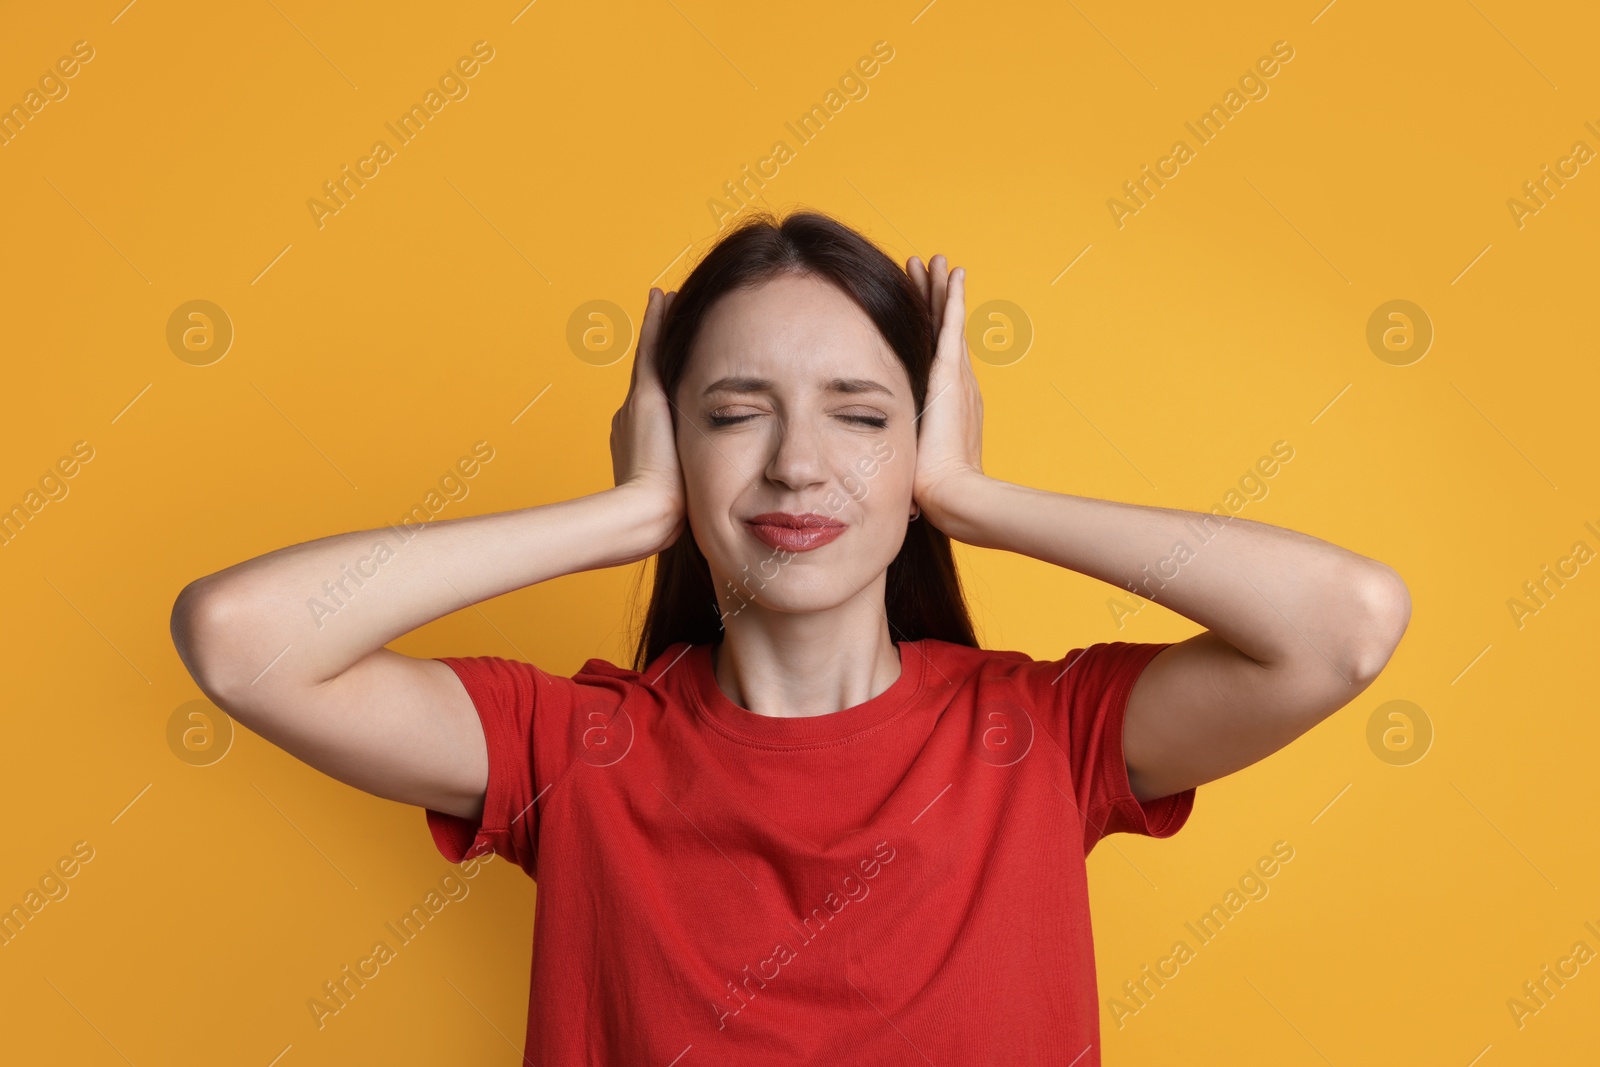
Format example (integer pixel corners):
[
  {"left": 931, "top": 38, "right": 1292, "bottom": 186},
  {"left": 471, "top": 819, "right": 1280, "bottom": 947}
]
[{"left": 764, "top": 411, "right": 828, "bottom": 491}]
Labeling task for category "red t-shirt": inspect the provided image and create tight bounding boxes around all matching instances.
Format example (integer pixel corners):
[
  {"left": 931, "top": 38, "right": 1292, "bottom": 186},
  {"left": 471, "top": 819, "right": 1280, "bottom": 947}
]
[{"left": 424, "top": 637, "right": 1195, "bottom": 1065}]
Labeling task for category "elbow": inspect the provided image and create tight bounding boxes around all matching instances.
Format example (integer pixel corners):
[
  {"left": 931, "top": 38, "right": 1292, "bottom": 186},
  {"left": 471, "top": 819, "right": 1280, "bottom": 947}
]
[
  {"left": 169, "top": 581, "right": 205, "bottom": 673},
  {"left": 170, "top": 580, "right": 245, "bottom": 705},
  {"left": 1346, "top": 562, "right": 1411, "bottom": 686}
]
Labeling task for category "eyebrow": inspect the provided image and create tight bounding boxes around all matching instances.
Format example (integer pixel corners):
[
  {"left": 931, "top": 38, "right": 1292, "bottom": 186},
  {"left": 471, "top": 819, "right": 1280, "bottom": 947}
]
[{"left": 701, "top": 376, "right": 895, "bottom": 399}]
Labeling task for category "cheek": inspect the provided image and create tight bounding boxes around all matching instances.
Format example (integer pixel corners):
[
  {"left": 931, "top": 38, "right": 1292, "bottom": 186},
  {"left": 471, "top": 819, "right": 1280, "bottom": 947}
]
[
  {"left": 859, "top": 435, "right": 916, "bottom": 504},
  {"left": 679, "top": 424, "right": 750, "bottom": 478},
  {"left": 676, "top": 436, "right": 740, "bottom": 526}
]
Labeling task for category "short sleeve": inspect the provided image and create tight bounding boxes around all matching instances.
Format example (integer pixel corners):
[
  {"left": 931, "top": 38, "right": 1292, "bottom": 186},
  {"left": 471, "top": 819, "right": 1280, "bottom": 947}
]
[
  {"left": 423, "top": 654, "right": 637, "bottom": 877},
  {"left": 424, "top": 656, "right": 550, "bottom": 876},
  {"left": 1021, "top": 641, "right": 1195, "bottom": 854}
]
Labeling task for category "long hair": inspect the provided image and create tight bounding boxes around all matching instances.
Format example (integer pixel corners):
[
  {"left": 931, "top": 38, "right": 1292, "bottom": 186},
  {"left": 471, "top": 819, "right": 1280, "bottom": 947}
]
[{"left": 627, "top": 209, "right": 978, "bottom": 670}]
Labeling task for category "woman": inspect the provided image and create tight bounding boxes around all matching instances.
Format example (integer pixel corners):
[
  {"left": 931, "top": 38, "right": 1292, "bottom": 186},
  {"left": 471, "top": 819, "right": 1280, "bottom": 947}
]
[{"left": 169, "top": 210, "right": 1410, "bottom": 1064}]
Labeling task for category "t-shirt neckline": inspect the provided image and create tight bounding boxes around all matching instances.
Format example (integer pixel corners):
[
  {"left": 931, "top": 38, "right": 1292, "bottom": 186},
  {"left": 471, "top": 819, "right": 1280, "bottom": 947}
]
[{"left": 687, "top": 639, "right": 926, "bottom": 748}]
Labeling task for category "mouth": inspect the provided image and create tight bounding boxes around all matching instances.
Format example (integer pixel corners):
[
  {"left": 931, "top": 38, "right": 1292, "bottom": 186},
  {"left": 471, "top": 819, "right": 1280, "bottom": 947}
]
[{"left": 743, "top": 512, "right": 846, "bottom": 553}]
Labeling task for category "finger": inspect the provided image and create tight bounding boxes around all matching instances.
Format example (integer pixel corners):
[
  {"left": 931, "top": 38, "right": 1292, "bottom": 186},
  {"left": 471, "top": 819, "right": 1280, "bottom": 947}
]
[
  {"left": 929, "top": 254, "right": 947, "bottom": 338},
  {"left": 628, "top": 290, "right": 653, "bottom": 392},
  {"left": 634, "top": 288, "right": 665, "bottom": 392},
  {"left": 940, "top": 266, "right": 967, "bottom": 362},
  {"left": 631, "top": 289, "right": 657, "bottom": 387},
  {"left": 655, "top": 291, "right": 678, "bottom": 383},
  {"left": 907, "top": 256, "right": 929, "bottom": 311},
  {"left": 645, "top": 290, "right": 679, "bottom": 394},
  {"left": 946, "top": 267, "right": 965, "bottom": 327}
]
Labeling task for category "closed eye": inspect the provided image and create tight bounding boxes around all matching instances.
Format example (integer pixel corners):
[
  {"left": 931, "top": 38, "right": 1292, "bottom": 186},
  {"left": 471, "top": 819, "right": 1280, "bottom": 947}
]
[{"left": 707, "top": 413, "right": 887, "bottom": 429}]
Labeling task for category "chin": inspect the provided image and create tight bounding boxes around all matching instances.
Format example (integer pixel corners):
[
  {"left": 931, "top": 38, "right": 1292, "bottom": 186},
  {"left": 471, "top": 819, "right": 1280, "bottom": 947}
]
[{"left": 713, "top": 564, "right": 865, "bottom": 619}]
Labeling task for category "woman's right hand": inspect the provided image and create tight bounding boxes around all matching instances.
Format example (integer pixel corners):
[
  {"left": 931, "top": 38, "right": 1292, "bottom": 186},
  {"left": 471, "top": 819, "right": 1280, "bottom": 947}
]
[{"left": 610, "top": 287, "right": 687, "bottom": 551}]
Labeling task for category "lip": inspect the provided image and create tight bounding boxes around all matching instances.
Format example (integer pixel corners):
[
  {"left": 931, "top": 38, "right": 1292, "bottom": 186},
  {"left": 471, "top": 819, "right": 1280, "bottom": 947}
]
[{"left": 743, "top": 512, "right": 846, "bottom": 552}]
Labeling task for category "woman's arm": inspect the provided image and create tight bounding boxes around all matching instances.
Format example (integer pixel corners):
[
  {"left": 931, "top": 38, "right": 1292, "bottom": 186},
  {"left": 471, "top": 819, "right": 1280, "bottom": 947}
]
[
  {"left": 929, "top": 478, "right": 1407, "bottom": 680},
  {"left": 170, "top": 486, "right": 675, "bottom": 819},
  {"left": 928, "top": 477, "right": 1410, "bottom": 801},
  {"left": 172, "top": 486, "right": 678, "bottom": 698},
  {"left": 169, "top": 486, "right": 680, "bottom": 818},
  {"left": 169, "top": 288, "right": 685, "bottom": 819},
  {"left": 905, "top": 256, "right": 1410, "bottom": 803}
]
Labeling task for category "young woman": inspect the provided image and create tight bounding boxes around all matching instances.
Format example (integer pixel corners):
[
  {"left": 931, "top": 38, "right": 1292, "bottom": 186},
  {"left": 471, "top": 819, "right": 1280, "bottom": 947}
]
[{"left": 170, "top": 211, "right": 1410, "bottom": 1065}]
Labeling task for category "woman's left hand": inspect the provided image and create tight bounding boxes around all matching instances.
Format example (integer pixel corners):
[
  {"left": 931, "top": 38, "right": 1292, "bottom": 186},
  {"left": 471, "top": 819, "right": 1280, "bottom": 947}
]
[{"left": 906, "top": 254, "right": 987, "bottom": 526}]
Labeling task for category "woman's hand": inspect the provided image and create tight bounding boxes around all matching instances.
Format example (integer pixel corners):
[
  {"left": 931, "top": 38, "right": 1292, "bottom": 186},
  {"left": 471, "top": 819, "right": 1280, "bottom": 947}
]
[
  {"left": 906, "top": 255, "right": 988, "bottom": 527},
  {"left": 610, "top": 287, "right": 687, "bottom": 551}
]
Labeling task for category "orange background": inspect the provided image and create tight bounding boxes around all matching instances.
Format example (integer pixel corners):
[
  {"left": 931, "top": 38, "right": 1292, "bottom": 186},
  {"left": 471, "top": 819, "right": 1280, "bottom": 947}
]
[{"left": 2, "top": 1, "right": 1596, "bottom": 1063}]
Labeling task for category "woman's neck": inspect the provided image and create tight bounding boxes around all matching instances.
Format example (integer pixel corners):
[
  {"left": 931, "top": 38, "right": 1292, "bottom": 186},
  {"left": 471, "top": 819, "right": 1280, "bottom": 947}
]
[{"left": 711, "top": 612, "right": 902, "bottom": 719}]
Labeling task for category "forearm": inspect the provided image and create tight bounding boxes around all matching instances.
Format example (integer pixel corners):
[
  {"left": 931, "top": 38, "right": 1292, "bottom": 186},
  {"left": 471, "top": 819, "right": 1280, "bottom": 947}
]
[
  {"left": 930, "top": 476, "right": 1405, "bottom": 677},
  {"left": 172, "top": 484, "right": 676, "bottom": 695}
]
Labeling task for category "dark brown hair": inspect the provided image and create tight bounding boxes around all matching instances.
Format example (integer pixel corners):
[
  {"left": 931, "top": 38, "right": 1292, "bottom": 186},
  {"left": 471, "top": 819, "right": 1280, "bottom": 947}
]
[{"left": 628, "top": 209, "right": 978, "bottom": 671}]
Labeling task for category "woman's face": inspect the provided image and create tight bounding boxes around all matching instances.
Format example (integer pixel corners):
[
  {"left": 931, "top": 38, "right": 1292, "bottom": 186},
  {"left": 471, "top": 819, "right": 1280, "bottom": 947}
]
[{"left": 673, "top": 271, "right": 919, "bottom": 622}]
